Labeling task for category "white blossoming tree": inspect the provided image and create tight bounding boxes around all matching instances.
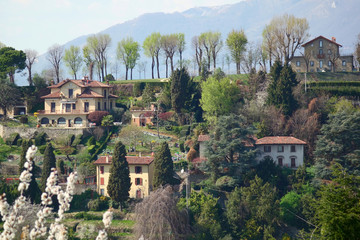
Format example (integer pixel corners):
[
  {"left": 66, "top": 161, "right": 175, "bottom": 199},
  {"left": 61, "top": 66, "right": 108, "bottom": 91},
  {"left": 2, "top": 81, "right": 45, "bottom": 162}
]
[{"left": 0, "top": 146, "right": 113, "bottom": 240}]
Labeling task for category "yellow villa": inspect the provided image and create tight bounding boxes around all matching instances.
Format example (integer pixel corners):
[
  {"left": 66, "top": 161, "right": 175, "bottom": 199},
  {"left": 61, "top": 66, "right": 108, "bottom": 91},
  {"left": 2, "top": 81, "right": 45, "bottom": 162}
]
[
  {"left": 38, "top": 77, "right": 118, "bottom": 127},
  {"left": 94, "top": 155, "right": 154, "bottom": 199}
]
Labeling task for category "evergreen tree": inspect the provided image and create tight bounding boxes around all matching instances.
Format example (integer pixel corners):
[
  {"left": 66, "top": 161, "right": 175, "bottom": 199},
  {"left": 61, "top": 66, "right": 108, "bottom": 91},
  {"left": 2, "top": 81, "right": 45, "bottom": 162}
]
[
  {"left": 266, "top": 60, "right": 298, "bottom": 116},
  {"left": 41, "top": 143, "right": 56, "bottom": 192},
  {"left": 170, "top": 68, "right": 190, "bottom": 116},
  {"left": 153, "top": 142, "right": 174, "bottom": 188},
  {"left": 19, "top": 139, "right": 32, "bottom": 171},
  {"left": 107, "top": 141, "right": 131, "bottom": 209},
  {"left": 141, "top": 83, "right": 156, "bottom": 106}
]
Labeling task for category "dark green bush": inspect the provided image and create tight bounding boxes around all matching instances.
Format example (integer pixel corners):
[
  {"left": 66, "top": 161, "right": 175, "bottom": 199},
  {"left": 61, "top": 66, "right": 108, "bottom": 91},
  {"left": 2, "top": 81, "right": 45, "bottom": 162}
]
[
  {"left": 87, "top": 136, "right": 96, "bottom": 146},
  {"left": 70, "top": 189, "right": 99, "bottom": 211},
  {"left": 19, "top": 115, "right": 28, "bottom": 124},
  {"left": 38, "top": 145, "right": 47, "bottom": 154},
  {"left": 6, "top": 133, "right": 20, "bottom": 145},
  {"left": 67, "top": 134, "right": 75, "bottom": 146},
  {"left": 74, "top": 212, "right": 102, "bottom": 220},
  {"left": 87, "top": 198, "right": 109, "bottom": 211},
  {"left": 71, "top": 134, "right": 82, "bottom": 147},
  {"left": 34, "top": 132, "right": 47, "bottom": 146}
]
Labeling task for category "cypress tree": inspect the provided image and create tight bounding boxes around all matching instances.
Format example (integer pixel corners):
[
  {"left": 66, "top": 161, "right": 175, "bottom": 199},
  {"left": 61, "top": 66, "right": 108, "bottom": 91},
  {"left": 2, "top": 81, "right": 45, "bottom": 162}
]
[
  {"left": 107, "top": 141, "right": 131, "bottom": 209},
  {"left": 41, "top": 143, "right": 56, "bottom": 192},
  {"left": 153, "top": 141, "right": 174, "bottom": 188},
  {"left": 19, "top": 139, "right": 32, "bottom": 171},
  {"left": 266, "top": 60, "right": 283, "bottom": 106}
]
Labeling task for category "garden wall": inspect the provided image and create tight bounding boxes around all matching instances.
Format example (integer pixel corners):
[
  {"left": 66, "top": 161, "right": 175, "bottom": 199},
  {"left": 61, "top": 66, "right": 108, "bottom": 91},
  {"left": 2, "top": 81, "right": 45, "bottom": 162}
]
[{"left": 0, "top": 124, "right": 95, "bottom": 139}]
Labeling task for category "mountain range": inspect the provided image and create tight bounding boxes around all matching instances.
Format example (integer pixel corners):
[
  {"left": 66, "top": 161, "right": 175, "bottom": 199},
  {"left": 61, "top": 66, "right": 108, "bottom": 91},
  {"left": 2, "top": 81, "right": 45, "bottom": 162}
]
[{"left": 18, "top": 0, "right": 359, "bottom": 85}]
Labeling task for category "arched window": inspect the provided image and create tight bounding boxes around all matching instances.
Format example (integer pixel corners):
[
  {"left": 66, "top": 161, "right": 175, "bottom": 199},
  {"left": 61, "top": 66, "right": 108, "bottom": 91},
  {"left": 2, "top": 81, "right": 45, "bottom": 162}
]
[
  {"left": 40, "top": 117, "right": 49, "bottom": 124},
  {"left": 74, "top": 117, "right": 82, "bottom": 125},
  {"left": 58, "top": 117, "right": 66, "bottom": 124}
]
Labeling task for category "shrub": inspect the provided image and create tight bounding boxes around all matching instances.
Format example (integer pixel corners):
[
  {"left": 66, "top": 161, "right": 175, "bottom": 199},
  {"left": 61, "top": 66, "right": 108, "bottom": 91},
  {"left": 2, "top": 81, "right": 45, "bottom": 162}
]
[
  {"left": 6, "top": 133, "right": 20, "bottom": 145},
  {"left": 71, "top": 134, "right": 82, "bottom": 147},
  {"left": 87, "top": 136, "right": 96, "bottom": 146},
  {"left": 38, "top": 145, "right": 47, "bottom": 154},
  {"left": 179, "top": 141, "right": 185, "bottom": 152},
  {"left": 87, "top": 197, "right": 109, "bottom": 211},
  {"left": 20, "top": 115, "right": 28, "bottom": 124},
  {"left": 67, "top": 134, "right": 75, "bottom": 146},
  {"left": 88, "top": 111, "right": 109, "bottom": 126},
  {"left": 74, "top": 212, "right": 102, "bottom": 220},
  {"left": 34, "top": 132, "right": 47, "bottom": 146},
  {"left": 158, "top": 112, "right": 174, "bottom": 121},
  {"left": 133, "top": 82, "right": 146, "bottom": 97}
]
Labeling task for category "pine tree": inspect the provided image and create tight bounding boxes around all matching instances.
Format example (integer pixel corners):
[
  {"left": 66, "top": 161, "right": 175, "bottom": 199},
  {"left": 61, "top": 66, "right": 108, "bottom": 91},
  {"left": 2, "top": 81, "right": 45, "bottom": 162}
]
[
  {"left": 266, "top": 60, "right": 298, "bottom": 116},
  {"left": 41, "top": 143, "right": 56, "bottom": 192},
  {"left": 153, "top": 142, "right": 174, "bottom": 188},
  {"left": 170, "top": 68, "right": 190, "bottom": 117},
  {"left": 107, "top": 141, "right": 131, "bottom": 209},
  {"left": 19, "top": 139, "right": 33, "bottom": 171}
]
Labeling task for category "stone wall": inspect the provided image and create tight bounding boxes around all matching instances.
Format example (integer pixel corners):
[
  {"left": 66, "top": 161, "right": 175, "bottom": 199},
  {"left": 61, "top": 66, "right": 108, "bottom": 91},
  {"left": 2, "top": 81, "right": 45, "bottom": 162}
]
[{"left": 0, "top": 124, "right": 96, "bottom": 139}]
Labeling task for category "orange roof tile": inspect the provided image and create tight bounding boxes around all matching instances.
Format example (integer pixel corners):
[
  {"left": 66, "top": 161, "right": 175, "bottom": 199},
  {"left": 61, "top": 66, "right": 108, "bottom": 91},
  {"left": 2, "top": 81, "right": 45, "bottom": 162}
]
[
  {"left": 198, "top": 135, "right": 210, "bottom": 142},
  {"left": 78, "top": 88, "right": 104, "bottom": 98},
  {"left": 41, "top": 91, "right": 62, "bottom": 99},
  {"left": 94, "top": 155, "right": 154, "bottom": 165},
  {"left": 256, "top": 136, "right": 306, "bottom": 145},
  {"left": 192, "top": 157, "right": 207, "bottom": 164},
  {"left": 49, "top": 79, "right": 111, "bottom": 89}
]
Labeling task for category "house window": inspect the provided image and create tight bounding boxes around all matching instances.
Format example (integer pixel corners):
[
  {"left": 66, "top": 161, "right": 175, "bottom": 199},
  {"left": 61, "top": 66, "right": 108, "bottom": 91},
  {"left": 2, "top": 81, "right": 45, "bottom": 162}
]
[
  {"left": 277, "top": 146, "right": 284, "bottom": 152},
  {"left": 319, "top": 40, "right": 323, "bottom": 47},
  {"left": 328, "top": 49, "right": 332, "bottom": 55},
  {"left": 342, "top": 60, "right": 346, "bottom": 66},
  {"left": 310, "top": 61, "right": 314, "bottom": 66},
  {"left": 110, "top": 101, "right": 113, "bottom": 109},
  {"left": 69, "top": 89, "right": 73, "bottom": 98},
  {"left": 319, "top": 49, "right": 323, "bottom": 55},
  {"left": 328, "top": 61, "right": 332, "bottom": 67},
  {"left": 319, "top": 60, "right": 323, "bottom": 68},
  {"left": 66, "top": 104, "right": 71, "bottom": 112},
  {"left": 100, "top": 177, "right": 104, "bottom": 185},
  {"left": 278, "top": 157, "right": 283, "bottom": 166},
  {"left": 84, "top": 102, "right": 89, "bottom": 112},
  {"left": 264, "top": 146, "right": 271, "bottom": 152},
  {"left": 100, "top": 166, "right": 104, "bottom": 174},
  {"left": 100, "top": 189, "right": 104, "bottom": 196},
  {"left": 104, "top": 102, "right": 107, "bottom": 110},
  {"left": 74, "top": 117, "right": 82, "bottom": 125},
  {"left": 291, "top": 157, "right": 296, "bottom": 168},
  {"left": 98, "top": 102, "right": 101, "bottom": 110},
  {"left": 135, "top": 178, "right": 143, "bottom": 186},
  {"left": 58, "top": 117, "right": 66, "bottom": 125},
  {"left": 296, "top": 61, "right": 300, "bottom": 67},
  {"left": 104, "top": 90, "right": 107, "bottom": 98},
  {"left": 41, "top": 117, "right": 49, "bottom": 124},
  {"left": 72, "top": 104, "right": 76, "bottom": 110},
  {"left": 135, "top": 166, "right": 142, "bottom": 174},
  {"left": 51, "top": 102, "right": 55, "bottom": 112},
  {"left": 291, "top": 145, "right": 296, "bottom": 152}
]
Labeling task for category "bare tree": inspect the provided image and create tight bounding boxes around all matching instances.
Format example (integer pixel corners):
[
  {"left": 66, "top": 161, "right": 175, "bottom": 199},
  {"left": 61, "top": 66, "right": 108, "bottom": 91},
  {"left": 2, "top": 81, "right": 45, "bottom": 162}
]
[
  {"left": 327, "top": 43, "right": 341, "bottom": 72},
  {"left": 47, "top": 44, "right": 64, "bottom": 84},
  {"left": 161, "top": 34, "right": 178, "bottom": 75},
  {"left": 177, "top": 33, "right": 186, "bottom": 68},
  {"left": 83, "top": 45, "right": 95, "bottom": 80},
  {"left": 86, "top": 34, "right": 111, "bottom": 81},
  {"left": 262, "top": 14, "right": 309, "bottom": 64},
  {"left": 300, "top": 50, "right": 312, "bottom": 72},
  {"left": 241, "top": 42, "right": 262, "bottom": 73},
  {"left": 134, "top": 186, "right": 191, "bottom": 240},
  {"left": 24, "top": 49, "right": 38, "bottom": 86},
  {"left": 355, "top": 33, "right": 360, "bottom": 71},
  {"left": 192, "top": 36, "right": 203, "bottom": 75}
]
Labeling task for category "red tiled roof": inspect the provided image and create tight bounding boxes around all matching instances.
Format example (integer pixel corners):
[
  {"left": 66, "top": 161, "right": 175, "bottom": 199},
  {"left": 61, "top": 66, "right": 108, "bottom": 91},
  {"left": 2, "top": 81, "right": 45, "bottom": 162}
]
[
  {"left": 94, "top": 155, "right": 154, "bottom": 165},
  {"left": 41, "top": 91, "right": 62, "bottom": 99},
  {"left": 256, "top": 136, "right": 306, "bottom": 145},
  {"left": 302, "top": 35, "right": 342, "bottom": 47},
  {"left": 78, "top": 88, "right": 104, "bottom": 98},
  {"left": 49, "top": 79, "right": 111, "bottom": 89},
  {"left": 198, "top": 135, "right": 210, "bottom": 142}
]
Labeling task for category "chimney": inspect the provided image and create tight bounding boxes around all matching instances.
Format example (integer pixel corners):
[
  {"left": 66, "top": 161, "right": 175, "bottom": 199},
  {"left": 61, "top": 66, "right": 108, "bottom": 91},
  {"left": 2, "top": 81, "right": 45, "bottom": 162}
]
[
  {"left": 106, "top": 155, "right": 109, "bottom": 163},
  {"left": 139, "top": 152, "right": 142, "bottom": 157},
  {"left": 332, "top": 37, "right": 336, "bottom": 42}
]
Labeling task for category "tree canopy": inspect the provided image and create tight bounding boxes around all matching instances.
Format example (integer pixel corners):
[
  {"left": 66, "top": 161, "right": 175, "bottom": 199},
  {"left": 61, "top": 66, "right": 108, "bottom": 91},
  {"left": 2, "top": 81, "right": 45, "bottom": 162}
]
[
  {"left": 0, "top": 80, "right": 22, "bottom": 117},
  {"left": 226, "top": 29, "right": 248, "bottom": 74},
  {"left": 0, "top": 47, "right": 26, "bottom": 83},
  {"left": 153, "top": 142, "right": 174, "bottom": 188},
  {"left": 63, "top": 45, "right": 82, "bottom": 79},
  {"left": 117, "top": 37, "right": 140, "bottom": 80}
]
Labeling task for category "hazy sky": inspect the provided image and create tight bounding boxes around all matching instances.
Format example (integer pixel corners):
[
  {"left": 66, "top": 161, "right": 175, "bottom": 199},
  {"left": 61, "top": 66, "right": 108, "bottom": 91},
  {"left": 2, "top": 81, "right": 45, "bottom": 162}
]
[{"left": 0, "top": 0, "right": 242, "bottom": 54}]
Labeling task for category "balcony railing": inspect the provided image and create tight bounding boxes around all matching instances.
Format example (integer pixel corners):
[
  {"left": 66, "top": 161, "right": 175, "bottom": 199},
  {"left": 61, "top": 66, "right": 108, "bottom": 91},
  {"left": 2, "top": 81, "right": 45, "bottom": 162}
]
[
  {"left": 37, "top": 110, "right": 89, "bottom": 114},
  {"left": 317, "top": 54, "right": 325, "bottom": 59}
]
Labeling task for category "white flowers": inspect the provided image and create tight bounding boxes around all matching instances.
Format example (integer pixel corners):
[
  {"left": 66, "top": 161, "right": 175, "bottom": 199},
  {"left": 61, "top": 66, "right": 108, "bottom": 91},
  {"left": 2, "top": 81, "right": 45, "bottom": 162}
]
[{"left": 95, "top": 209, "right": 113, "bottom": 240}]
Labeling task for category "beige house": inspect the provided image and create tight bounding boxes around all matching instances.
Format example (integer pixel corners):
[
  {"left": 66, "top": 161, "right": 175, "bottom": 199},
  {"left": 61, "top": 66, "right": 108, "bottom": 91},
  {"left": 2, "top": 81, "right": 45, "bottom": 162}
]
[
  {"left": 38, "top": 78, "right": 117, "bottom": 127},
  {"left": 0, "top": 102, "right": 27, "bottom": 118},
  {"left": 255, "top": 136, "right": 306, "bottom": 168},
  {"left": 291, "top": 36, "right": 354, "bottom": 72},
  {"left": 94, "top": 155, "right": 154, "bottom": 199},
  {"left": 130, "top": 104, "right": 156, "bottom": 127}
]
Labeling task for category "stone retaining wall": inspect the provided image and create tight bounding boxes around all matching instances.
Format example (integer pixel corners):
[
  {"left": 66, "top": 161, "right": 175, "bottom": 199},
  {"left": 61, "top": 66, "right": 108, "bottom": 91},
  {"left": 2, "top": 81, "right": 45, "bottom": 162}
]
[{"left": 0, "top": 124, "right": 97, "bottom": 139}]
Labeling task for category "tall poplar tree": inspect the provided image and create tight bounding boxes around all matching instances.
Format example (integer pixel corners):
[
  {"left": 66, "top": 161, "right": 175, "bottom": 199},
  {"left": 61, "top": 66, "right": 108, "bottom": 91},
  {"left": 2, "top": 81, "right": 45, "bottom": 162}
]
[
  {"left": 107, "top": 141, "right": 131, "bottom": 209},
  {"left": 153, "top": 142, "right": 174, "bottom": 188},
  {"left": 41, "top": 143, "right": 56, "bottom": 191}
]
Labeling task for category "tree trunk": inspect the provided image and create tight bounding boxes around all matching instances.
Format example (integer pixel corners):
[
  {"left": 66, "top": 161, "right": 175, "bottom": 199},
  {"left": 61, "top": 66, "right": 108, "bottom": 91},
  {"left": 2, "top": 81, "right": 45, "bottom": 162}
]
[
  {"left": 165, "top": 58, "right": 168, "bottom": 78},
  {"left": 89, "top": 62, "right": 94, "bottom": 80},
  {"left": 151, "top": 56, "right": 155, "bottom": 79},
  {"left": 131, "top": 68, "right": 133, "bottom": 80},
  {"left": 156, "top": 55, "right": 160, "bottom": 79},
  {"left": 28, "top": 68, "right": 33, "bottom": 86},
  {"left": 170, "top": 57, "right": 174, "bottom": 74},
  {"left": 125, "top": 67, "right": 128, "bottom": 80}
]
